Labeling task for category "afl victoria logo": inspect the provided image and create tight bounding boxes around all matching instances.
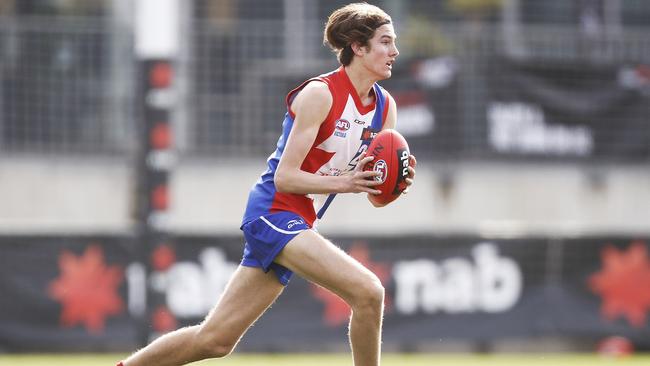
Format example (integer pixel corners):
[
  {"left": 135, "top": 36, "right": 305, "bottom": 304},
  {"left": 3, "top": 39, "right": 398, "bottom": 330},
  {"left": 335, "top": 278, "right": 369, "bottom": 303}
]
[
  {"left": 373, "top": 160, "right": 388, "bottom": 183},
  {"left": 335, "top": 119, "right": 350, "bottom": 131}
]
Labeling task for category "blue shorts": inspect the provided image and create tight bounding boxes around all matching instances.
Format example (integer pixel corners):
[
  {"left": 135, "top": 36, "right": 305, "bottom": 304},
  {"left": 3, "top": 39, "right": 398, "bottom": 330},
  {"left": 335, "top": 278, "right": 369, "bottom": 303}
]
[{"left": 240, "top": 211, "right": 310, "bottom": 285}]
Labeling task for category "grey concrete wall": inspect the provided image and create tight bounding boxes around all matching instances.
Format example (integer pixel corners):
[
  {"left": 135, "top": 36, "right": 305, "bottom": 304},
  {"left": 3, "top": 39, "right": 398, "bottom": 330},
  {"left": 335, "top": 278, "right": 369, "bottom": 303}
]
[{"left": 1, "top": 157, "right": 648, "bottom": 237}]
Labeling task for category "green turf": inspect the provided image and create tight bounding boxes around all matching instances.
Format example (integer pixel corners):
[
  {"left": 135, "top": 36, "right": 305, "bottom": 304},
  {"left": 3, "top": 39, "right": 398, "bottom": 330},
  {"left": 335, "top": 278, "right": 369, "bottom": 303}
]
[{"left": 0, "top": 353, "right": 649, "bottom": 366}]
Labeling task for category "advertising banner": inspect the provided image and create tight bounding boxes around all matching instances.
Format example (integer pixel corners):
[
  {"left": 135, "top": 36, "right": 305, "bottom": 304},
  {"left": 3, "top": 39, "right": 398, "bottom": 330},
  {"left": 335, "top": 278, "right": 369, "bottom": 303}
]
[
  {"left": 485, "top": 58, "right": 650, "bottom": 159},
  {"left": 0, "top": 236, "right": 136, "bottom": 352},
  {"left": 1, "top": 235, "right": 649, "bottom": 351}
]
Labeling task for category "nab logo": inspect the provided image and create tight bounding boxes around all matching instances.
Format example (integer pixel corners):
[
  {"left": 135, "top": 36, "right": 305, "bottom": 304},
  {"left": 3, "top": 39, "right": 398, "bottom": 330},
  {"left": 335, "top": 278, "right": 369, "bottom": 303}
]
[
  {"left": 392, "top": 149, "right": 410, "bottom": 194},
  {"left": 335, "top": 119, "right": 350, "bottom": 131},
  {"left": 399, "top": 149, "right": 410, "bottom": 178}
]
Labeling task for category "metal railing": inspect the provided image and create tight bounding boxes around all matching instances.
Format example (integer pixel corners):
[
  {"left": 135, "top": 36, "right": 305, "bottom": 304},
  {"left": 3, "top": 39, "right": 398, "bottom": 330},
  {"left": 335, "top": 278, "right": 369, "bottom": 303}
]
[
  {"left": 0, "top": 16, "right": 136, "bottom": 156},
  {"left": 0, "top": 10, "right": 648, "bottom": 161}
]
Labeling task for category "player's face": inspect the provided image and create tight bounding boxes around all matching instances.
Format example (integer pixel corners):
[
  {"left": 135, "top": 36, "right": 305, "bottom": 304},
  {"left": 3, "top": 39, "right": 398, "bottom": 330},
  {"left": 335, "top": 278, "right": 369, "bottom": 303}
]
[{"left": 362, "top": 23, "right": 399, "bottom": 80}]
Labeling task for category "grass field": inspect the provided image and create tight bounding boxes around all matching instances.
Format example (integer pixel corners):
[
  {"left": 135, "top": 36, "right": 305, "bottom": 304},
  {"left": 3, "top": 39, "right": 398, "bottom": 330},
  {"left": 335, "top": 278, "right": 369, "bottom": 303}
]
[{"left": 0, "top": 353, "right": 649, "bottom": 366}]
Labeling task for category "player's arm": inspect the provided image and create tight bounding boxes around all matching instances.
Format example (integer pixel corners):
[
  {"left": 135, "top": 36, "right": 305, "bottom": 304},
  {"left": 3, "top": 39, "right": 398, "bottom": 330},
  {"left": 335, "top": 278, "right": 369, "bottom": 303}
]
[
  {"left": 382, "top": 91, "right": 397, "bottom": 130},
  {"left": 275, "top": 82, "right": 381, "bottom": 195}
]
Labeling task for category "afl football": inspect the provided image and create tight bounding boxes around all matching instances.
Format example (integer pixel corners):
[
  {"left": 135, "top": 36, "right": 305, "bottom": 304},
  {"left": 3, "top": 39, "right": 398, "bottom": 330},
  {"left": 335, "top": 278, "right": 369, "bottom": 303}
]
[{"left": 363, "top": 129, "right": 411, "bottom": 205}]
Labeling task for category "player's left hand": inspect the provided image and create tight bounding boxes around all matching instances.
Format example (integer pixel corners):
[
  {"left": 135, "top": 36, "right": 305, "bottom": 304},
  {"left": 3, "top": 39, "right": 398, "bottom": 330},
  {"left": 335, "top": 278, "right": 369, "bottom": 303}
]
[{"left": 402, "top": 154, "right": 416, "bottom": 194}]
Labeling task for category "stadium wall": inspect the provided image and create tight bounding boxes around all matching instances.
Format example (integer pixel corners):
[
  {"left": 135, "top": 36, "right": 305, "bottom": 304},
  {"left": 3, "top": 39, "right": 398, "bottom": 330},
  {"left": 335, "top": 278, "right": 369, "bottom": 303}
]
[{"left": 0, "top": 158, "right": 648, "bottom": 237}]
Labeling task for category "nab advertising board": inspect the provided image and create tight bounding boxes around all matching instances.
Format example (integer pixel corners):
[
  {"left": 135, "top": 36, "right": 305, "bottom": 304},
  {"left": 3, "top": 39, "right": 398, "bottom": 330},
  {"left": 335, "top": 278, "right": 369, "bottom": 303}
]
[{"left": 0, "top": 235, "right": 649, "bottom": 351}]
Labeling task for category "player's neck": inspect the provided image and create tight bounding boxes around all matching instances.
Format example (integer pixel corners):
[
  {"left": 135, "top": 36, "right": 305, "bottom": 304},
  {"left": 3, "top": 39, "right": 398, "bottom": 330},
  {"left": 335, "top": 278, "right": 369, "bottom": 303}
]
[{"left": 344, "top": 64, "right": 376, "bottom": 107}]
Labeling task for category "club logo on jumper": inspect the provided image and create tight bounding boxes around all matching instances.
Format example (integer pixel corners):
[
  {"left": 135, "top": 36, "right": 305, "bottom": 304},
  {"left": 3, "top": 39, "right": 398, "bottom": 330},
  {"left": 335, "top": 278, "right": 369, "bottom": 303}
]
[
  {"left": 373, "top": 159, "right": 388, "bottom": 183},
  {"left": 361, "top": 127, "right": 379, "bottom": 141},
  {"left": 287, "top": 219, "right": 305, "bottom": 229},
  {"left": 334, "top": 119, "right": 350, "bottom": 138}
]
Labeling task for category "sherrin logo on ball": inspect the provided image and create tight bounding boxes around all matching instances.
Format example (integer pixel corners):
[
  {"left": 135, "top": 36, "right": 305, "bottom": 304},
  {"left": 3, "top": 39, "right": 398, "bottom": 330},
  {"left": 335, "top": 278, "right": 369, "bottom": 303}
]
[{"left": 372, "top": 159, "right": 388, "bottom": 183}]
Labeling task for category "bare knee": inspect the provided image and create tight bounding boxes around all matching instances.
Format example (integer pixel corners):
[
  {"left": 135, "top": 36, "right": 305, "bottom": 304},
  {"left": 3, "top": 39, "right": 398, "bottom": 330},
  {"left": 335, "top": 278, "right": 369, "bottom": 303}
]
[
  {"left": 349, "top": 275, "right": 385, "bottom": 313},
  {"left": 194, "top": 328, "right": 237, "bottom": 359}
]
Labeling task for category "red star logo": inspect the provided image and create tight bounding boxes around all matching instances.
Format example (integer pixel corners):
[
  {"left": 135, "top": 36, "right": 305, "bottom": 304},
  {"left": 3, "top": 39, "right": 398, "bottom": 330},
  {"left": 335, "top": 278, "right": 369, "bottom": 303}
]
[
  {"left": 589, "top": 241, "right": 650, "bottom": 328},
  {"left": 151, "top": 244, "right": 176, "bottom": 271},
  {"left": 311, "top": 241, "right": 391, "bottom": 327},
  {"left": 152, "top": 305, "right": 178, "bottom": 333},
  {"left": 48, "top": 244, "right": 124, "bottom": 334}
]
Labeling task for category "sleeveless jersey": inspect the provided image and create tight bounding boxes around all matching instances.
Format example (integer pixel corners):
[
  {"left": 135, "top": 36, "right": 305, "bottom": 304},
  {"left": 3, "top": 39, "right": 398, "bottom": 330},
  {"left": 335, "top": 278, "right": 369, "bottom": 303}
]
[{"left": 242, "top": 66, "right": 390, "bottom": 228}]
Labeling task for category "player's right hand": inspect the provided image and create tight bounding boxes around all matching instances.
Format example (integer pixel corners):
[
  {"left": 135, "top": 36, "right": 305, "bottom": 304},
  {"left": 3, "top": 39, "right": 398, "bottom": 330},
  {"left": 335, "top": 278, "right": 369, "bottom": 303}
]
[{"left": 340, "top": 153, "right": 382, "bottom": 195}]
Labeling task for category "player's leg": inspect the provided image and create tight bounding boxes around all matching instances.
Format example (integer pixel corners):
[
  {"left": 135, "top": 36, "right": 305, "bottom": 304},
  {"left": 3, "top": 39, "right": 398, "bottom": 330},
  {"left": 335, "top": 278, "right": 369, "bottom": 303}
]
[
  {"left": 275, "top": 230, "right": 384, "bottom": 366},
  {"left": 122, "top": 265, "right": 284, "bottom": 366}
]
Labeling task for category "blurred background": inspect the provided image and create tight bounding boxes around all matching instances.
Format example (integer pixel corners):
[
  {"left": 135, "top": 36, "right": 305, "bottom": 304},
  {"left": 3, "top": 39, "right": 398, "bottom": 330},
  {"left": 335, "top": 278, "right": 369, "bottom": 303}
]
[{"left": 0, "top": 0, "right": 649, "bottom": 358}]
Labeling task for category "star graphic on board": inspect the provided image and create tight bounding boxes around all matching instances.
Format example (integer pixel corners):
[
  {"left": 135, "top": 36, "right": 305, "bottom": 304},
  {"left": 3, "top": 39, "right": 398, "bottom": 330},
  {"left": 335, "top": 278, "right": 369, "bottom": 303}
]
[
  {"left": 311, "top": 241, "right": 391, "bottom": 327},
  {"left": 48, "top": 244, "right": 124, "bottom": 334},
  {"left": 588, "top": 241, "right": 650, "bottom": 328},
  {"left": 151, "top": 243, "right": 176, "bottom": 271},
  {"left": 152, "top": 305, "right": 178, "bottom": 333}
]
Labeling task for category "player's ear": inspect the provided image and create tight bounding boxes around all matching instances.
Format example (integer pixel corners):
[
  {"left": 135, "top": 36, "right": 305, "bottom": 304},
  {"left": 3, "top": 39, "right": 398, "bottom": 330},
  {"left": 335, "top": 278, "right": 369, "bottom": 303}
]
[{"left": 351, "top": 42, "right": 366, "bottom": 56}]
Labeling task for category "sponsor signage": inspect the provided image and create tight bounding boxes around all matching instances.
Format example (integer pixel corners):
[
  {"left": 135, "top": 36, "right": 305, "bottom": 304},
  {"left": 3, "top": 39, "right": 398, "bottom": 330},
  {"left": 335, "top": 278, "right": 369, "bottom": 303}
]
[
  {"left": 485, "top": 58, "right": 650, "bottom": 159},
  {"left": 1, "top": 236, "right": 649, "bottom": 351}
]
